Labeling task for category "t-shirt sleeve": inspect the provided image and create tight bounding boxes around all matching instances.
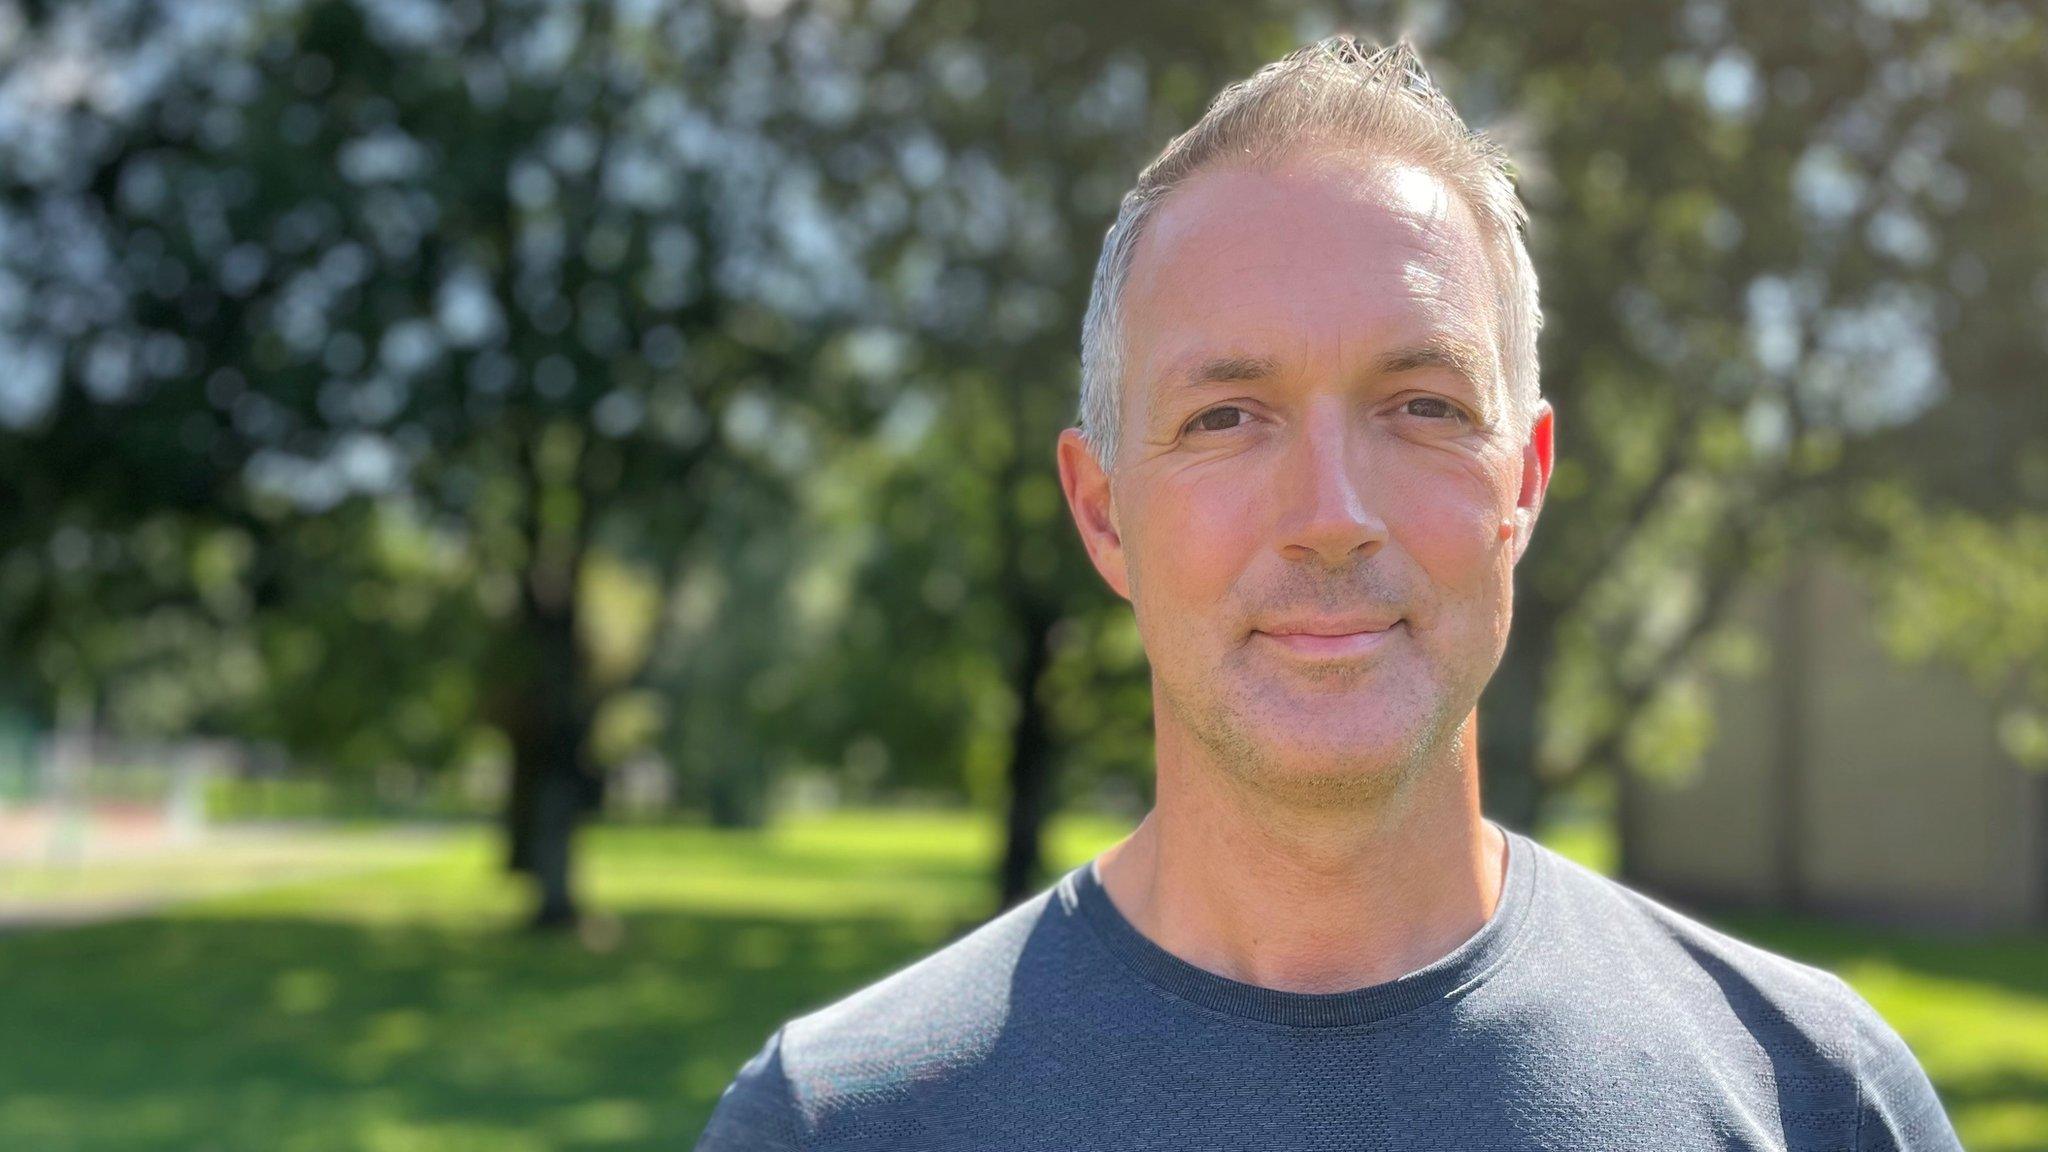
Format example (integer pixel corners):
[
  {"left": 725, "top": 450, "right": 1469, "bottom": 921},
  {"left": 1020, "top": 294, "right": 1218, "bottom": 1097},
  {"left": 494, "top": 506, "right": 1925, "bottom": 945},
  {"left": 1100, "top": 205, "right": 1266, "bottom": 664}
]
[
  {"left": 1825, "top": 974, "right": 1962, "bottom": 1152},
  {"left": 694, "top": 1025, "right": 804, "bottom": 1152}
]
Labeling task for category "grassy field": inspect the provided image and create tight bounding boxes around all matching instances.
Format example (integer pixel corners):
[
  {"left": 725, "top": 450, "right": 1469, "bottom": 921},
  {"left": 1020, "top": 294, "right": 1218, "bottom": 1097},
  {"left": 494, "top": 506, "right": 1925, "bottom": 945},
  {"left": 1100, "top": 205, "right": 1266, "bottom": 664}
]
[{"left": 0, "top": 810, "right": 2042, "bottom": 1150}]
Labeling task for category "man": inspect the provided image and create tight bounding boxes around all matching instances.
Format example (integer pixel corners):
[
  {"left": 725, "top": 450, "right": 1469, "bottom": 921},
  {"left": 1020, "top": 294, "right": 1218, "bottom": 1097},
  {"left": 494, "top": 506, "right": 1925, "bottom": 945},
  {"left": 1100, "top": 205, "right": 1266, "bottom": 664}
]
[{"left": 696, "top": 35, "right": 1962, "bottom": 1152}]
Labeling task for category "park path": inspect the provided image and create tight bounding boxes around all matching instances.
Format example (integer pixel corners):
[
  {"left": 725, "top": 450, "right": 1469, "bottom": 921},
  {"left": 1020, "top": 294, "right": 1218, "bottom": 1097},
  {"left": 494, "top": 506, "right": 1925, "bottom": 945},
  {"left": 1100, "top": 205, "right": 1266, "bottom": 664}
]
[{"left": 0, "top": 820, "right": 459, "bottom": 932}]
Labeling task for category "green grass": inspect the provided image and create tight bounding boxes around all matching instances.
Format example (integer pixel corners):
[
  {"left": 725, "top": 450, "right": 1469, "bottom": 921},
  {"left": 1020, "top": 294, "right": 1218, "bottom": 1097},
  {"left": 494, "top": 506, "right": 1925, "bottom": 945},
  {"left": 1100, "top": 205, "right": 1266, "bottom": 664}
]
[{"left": 0, "top": 809, "right": 2041, "bottom": 1150}]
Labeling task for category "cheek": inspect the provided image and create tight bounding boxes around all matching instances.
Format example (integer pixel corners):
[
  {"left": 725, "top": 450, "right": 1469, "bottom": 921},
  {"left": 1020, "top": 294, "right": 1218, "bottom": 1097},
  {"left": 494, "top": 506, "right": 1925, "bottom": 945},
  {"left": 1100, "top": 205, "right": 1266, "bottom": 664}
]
[
  {"left": 1130, "top": 468, "right": 1267, "bottom": 610},
  {"left": 1384, "top": 461, "right": 1513, "bottom": 599}
]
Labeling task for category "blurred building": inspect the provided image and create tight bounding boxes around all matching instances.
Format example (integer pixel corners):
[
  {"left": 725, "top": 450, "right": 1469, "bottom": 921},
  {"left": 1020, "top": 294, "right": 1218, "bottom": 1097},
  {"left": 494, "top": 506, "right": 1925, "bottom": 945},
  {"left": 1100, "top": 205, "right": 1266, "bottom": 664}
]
[{"left": 1620, "top": 548, "right": 2048, "bottom": 931}]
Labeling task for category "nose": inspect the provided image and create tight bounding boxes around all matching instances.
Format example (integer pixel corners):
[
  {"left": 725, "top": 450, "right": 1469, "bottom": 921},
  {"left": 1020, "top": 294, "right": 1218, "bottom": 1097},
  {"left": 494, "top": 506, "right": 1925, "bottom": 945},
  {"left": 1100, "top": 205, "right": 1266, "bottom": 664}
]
[{"left": 1277, "top": 399, "right": 1387, "bottom": 565}]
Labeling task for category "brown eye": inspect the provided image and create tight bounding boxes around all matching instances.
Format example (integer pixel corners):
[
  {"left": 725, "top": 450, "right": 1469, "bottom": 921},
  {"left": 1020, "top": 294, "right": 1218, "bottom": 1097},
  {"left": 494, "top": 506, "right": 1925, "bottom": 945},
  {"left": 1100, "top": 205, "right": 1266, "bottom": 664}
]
[
  {"left": 1188, "top": 406, "right": 1246, "bottom": 433},
  {"left": 1405, "top": 397, "right": 1464, "bottom": 421}
]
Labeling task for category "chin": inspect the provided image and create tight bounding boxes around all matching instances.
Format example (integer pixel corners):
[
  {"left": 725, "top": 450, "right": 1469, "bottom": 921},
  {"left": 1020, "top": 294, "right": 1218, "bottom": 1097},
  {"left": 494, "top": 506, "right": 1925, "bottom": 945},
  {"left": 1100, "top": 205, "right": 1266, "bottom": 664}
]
[
  {"left": 1221, "top": 724, "right": 1430, "bottom": 804},
  {"left": 1235, "top": 752, "right": 1420, "bottom": 807}
]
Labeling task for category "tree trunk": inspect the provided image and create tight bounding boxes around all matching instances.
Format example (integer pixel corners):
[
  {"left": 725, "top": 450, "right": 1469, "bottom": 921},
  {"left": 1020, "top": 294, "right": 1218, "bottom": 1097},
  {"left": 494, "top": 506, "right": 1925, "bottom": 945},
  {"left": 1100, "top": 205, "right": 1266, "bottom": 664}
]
[
  {"left": 997, "top": 605, "right": 1057, "bottom": 910},
  {"left": 1479, "top": 595, "right": 1556, "bottom": 834},
  {"left": 1616, "top": 744, "right": 1643, "bottom": 883},
  {"left": 505, "top": 743, "right": 539, "bottom": 875},
  {"left": 502, "top": 596, "right": 593, "bottom": 931},
  {"left": 527, "top": 745, "right": 585, "bottom": 930},
  {"left": 706, "top": 744, "right": 769, "bottom": 829}
]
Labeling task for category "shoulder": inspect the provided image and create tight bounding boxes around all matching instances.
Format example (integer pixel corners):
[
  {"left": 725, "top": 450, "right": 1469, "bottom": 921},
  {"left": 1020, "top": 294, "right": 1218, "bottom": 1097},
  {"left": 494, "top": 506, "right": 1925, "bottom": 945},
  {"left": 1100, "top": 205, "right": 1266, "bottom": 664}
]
[
  {"left": 1522, "top": 837, "right": 1849, "bottom": 1005},
  {"left": 695, "top": 875, "right": 1078, "bottom": 1150},
  {"left": 1827, "top": 967, "right": 1965, "bottom": 1150},
  {"left": 778, "top": 877, "right": 1061, "bottom": 1078},
  {"left": 694, "top": 1024, "right": 802, "bottom": 1151},
  {"left": 1519, "top": 838, "right": 1960, "bottom": 1149}
]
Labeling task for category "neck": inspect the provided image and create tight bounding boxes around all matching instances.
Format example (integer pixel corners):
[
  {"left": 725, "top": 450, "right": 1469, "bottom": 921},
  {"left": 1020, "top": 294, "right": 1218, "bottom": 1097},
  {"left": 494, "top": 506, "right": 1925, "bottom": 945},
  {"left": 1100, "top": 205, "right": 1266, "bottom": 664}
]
[{"left": 1094, "top": 708, "right": 1508, "bottom": 994}]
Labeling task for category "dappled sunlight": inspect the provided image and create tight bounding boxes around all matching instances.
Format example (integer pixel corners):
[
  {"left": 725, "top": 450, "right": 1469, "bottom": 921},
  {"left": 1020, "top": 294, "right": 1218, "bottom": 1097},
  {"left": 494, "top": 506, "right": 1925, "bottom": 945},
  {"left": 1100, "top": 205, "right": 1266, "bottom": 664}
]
[
  {"left": 0, "top": 811, "right": 2041, "bottom": 1148},
  {"left": 0, "top": 903, "right": 951, "bottom": 1148}
]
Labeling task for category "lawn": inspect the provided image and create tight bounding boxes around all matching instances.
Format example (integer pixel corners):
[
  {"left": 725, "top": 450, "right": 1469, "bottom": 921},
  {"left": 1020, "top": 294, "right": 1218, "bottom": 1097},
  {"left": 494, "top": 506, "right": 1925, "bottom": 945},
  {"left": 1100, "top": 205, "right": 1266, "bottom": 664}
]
[{"left": 0, "top": 809, "right": 2041, "bottom": 1150}]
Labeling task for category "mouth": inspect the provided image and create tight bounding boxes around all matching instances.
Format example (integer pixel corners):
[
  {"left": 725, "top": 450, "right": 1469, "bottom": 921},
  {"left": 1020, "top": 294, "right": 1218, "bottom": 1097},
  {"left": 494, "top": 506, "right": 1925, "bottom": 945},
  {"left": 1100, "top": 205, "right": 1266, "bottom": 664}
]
[{"left": 1253, "top": 619, "right": 1404, "bottom": 659}]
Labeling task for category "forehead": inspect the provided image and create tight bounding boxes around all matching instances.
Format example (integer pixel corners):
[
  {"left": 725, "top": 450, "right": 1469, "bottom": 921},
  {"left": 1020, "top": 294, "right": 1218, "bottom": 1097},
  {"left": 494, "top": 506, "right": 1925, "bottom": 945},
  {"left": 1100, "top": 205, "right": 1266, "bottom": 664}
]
[{"left": 1120, "top": 153, "right": 1499, "bottom": 414}]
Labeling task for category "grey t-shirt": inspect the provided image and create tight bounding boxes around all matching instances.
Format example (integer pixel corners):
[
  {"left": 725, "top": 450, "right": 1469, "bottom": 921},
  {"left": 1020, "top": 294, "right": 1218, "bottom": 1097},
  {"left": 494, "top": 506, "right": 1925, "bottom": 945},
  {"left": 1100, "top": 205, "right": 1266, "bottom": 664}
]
[{"left": 695, "top": 821, "right": 1962, "bottom": 1150}]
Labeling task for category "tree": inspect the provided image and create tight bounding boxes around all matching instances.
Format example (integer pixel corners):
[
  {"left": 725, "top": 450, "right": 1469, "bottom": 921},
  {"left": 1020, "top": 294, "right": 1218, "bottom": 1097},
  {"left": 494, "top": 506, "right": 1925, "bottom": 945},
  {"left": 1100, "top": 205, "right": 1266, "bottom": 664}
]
[
  {"left": 0, "top": 0, "right": 914, "bottom": 926},
  {"left": 1444, "top": 0, "right": 2048, "bottom": 849}
]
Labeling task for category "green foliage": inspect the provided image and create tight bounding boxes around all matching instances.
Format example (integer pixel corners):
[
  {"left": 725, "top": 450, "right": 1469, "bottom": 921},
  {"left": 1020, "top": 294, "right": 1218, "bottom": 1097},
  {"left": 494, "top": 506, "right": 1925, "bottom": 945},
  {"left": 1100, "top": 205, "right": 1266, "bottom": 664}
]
[
  {"left": 1864, "top": 494, "right": 2048, "bottom": 770},
  {"left": 1, "top": 0, "right": 2043, "bottom": 839},
  {"left": 0, "top": 0, "right": 925, "bottom": 824}
]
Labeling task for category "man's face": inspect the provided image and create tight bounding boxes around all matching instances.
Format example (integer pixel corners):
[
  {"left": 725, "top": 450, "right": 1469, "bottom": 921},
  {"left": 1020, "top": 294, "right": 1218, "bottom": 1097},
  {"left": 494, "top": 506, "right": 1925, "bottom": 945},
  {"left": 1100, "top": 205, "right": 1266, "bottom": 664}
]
[{"left": 1057, "top": 151, "right": 1553, "bottom": 805}]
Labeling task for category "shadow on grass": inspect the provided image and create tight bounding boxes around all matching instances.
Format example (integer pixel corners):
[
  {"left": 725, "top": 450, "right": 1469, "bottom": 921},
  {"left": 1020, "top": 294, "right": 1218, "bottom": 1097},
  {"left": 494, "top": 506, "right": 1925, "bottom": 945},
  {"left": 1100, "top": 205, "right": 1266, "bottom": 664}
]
[
  {"left": 0, "top": 907, "right": 981, "bottom": 1151},
  {"left": 4, "top": 811, "right": 2042, "bottom": 1151}
]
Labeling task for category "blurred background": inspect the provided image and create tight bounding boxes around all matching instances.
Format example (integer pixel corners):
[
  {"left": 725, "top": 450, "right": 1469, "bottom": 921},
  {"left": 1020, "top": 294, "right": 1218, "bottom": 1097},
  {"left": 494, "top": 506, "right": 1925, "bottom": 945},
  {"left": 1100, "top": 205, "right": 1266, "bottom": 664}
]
[{"left": 0, "top": 0, "right": 2043, "bottom": 1147}]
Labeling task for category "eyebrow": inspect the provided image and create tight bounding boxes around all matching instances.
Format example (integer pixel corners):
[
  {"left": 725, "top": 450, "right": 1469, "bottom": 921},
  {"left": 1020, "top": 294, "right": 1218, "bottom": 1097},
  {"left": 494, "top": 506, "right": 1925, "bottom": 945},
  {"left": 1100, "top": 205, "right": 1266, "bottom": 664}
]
[
  {"left": 1372, "top": 335, "right": 1492, "bottom": 390},
  {"left": 1175, "top": 353, "right": 1281, "bottom": 390},
  {"left": 1160, "top": 335, "right": 1496, "bottom": 408}
]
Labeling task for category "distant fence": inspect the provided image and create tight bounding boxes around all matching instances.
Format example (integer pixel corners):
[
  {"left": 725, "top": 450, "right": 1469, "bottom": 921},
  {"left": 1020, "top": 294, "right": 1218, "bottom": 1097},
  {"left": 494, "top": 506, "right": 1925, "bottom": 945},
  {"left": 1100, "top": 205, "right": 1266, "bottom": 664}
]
[{"left": 0, "top": 733, "right": 236, "bottom": 864}]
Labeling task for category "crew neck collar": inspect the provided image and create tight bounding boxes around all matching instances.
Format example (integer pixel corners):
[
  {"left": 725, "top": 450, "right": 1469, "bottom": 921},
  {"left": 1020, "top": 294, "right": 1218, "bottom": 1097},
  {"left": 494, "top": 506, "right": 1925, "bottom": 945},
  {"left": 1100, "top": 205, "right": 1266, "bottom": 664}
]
[{"left": 1060, "top": 818, "right": 1539, "bottom": 1029}]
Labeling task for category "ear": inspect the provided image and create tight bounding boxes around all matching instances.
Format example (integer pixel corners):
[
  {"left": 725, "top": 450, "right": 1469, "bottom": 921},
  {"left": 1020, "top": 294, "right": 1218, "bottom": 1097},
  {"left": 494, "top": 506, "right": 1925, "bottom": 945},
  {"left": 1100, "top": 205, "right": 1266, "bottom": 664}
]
[
  {"left": 1510, "top": 400, "right": 1555, "bottom": 566},
  {"left": 1057, "top": 427, "right": 1132, "bottom": 601}
]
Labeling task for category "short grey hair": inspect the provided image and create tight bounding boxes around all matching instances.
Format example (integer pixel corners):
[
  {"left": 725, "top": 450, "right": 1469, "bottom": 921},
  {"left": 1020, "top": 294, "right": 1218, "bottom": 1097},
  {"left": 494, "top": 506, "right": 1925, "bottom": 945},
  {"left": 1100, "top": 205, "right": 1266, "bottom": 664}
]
[{"left": 1076, "top": 35, "right": 1543, "bottom": 468}]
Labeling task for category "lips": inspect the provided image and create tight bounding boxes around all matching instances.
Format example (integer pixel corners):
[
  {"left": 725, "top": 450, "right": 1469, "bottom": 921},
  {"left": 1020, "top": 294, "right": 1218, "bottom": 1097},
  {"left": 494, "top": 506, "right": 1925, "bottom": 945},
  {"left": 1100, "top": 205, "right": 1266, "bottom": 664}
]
[{"left": 1254, "top": 617, "right": 1403, "bottom": 658}]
